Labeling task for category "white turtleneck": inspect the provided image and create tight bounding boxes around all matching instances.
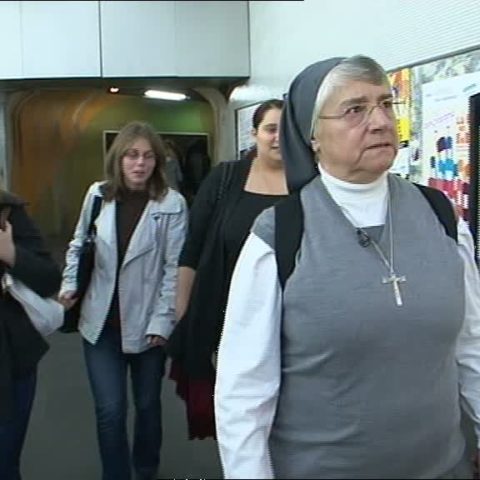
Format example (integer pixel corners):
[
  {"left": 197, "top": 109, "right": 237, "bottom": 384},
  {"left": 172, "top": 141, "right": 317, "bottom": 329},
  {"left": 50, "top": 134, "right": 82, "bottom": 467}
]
[
  {"left": 215, "top": 170, "right": 480, "bottom": 480},
  {"left": 318, "top": 163, "right": 388, "bottom": 227}
]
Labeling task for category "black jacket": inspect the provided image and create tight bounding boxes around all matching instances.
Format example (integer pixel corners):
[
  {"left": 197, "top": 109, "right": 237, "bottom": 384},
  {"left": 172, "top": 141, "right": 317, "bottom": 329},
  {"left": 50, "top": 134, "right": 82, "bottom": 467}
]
[
  {"left": 0, "top": 191, "right": 61, "bottom": 420},
  {"left": 167, "top": 158, "right": 252, "bottom": 378}
]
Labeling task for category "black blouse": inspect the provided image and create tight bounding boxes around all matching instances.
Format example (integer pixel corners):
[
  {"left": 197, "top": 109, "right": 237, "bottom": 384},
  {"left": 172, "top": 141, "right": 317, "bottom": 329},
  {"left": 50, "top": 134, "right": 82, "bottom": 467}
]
[
  {"left": 223, "top": 190, "right": 286, "bottom": 286},
  {"left": 106, "top": 189, "right": 149, "bottom": 328},
  {"left": 169, "top": 159, "right": 287, "bottom": 378}
]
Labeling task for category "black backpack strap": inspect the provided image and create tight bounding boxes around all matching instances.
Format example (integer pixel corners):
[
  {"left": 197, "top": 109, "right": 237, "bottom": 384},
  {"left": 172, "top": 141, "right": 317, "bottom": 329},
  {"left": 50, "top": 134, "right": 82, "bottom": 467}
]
[
  {"left": 274, "top": 183, "right": 457, "bottom": 288},
  {"left": 414, "top": 183, "right": 457, "bottom": 242},
  {"left": 275, "top": 191, "right": 303, "bottom": 290},
  {"left": 87, "top": 195, "right": 102, "bottom": 237}
]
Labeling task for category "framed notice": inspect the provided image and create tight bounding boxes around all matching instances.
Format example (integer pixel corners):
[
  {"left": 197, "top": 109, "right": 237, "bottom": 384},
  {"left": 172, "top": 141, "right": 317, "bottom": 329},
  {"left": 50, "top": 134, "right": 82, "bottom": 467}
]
[{"left": 235, "top": 102, "right": 261, "bottom": 160}]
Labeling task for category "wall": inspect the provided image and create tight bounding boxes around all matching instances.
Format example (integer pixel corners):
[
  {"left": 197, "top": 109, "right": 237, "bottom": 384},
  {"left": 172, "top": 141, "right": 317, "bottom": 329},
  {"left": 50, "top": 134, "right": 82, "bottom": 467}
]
[
  {"left": 9, "top": 91, "right": 214, "bottom": 239},
  {"left": 0, "top": 1, "right": 249, "bottom": 79},
  {"left": 223, "top": 0, "right": 480, "bottom": 160},
  {"left": 6, "top": 0, "right": 480, "bottom": 222}
]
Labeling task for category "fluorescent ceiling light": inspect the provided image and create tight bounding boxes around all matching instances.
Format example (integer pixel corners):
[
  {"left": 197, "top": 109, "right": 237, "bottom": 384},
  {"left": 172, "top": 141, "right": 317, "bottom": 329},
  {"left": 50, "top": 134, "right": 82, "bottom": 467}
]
[{"left": 144, "top": 89, "right": 187, "bottom": 101}]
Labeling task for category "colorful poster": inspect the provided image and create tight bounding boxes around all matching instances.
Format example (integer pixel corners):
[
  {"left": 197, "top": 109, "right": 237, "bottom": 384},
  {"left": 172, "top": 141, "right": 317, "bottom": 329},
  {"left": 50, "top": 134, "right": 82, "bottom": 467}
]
[
  {"left": 408, "top": 49, "right": 480, "bottom": 186},
  {"left": 422, "top": 72, "right": 480, "bottom": 219},
  {"left": 388, "top": 69, "right": 411, "bottom": 177},
  {"left": 388, "top": 68, "right": 411, "bottom": 143}
]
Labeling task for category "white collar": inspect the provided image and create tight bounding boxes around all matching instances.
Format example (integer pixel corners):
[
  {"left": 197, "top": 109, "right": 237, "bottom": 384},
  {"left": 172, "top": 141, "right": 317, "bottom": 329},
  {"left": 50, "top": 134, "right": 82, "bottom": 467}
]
[{"left": 317, "top": 163, "right": 389, "bottom": 227}]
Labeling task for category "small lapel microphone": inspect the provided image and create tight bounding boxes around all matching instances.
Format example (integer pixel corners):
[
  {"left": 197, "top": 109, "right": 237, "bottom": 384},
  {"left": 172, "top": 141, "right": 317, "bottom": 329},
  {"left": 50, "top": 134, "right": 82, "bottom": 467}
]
[{"left": 356, "top": 228, "right": 371, "bottom": 248}]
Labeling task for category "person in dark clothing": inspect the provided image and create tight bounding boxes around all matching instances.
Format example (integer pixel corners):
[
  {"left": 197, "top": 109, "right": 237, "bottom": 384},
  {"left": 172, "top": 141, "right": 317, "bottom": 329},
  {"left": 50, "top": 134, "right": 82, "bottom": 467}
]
[
  {"left": 163, "top": 139, "right": 184, "bottom": 192},
  {"left": 59, "top": 121, "right": 187, "bottom": 480},
  {"left": 0, "top": 189, "right": 61, "bottom": 480},
  {"left": 182, "top": 139, "right": 211, "bottom": 204},
  {"left": 167, "top": 99, "right": 286, "bottom": 440}
]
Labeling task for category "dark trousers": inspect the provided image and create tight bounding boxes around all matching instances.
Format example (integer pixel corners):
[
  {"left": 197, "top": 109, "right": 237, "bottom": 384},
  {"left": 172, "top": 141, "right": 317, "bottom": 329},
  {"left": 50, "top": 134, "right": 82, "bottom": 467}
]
[
  {"left": 0, "top": 371, "right": 37, "bottom": 480},
  {"left": 83, "top": 326, "right": 166, "bottom": 480}
]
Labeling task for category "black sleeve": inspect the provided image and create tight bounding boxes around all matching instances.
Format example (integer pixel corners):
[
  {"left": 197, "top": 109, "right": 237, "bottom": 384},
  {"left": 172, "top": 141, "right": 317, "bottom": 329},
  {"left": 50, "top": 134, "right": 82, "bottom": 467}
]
[
  {"left": 7, "top": 205, "right": 62, "bottom": 298},
  {"left": 179, "top": 163, "right": 224, "bottom": 269}
]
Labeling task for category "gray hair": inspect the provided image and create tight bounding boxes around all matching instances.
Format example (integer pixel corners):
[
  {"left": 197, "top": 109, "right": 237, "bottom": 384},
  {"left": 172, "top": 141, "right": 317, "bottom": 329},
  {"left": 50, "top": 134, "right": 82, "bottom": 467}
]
[{"left": 310, "top": 55, "right": 390, "bottom": 138}]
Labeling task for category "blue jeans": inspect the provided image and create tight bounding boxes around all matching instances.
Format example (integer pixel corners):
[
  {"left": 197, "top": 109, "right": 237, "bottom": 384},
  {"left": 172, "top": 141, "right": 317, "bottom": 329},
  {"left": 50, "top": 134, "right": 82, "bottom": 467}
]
[
  {"left": 83, "top": 326, "right": 166, "bottom": 480},
  {"left": 0, "top": 371, "right": 37, "bottom": 480}
]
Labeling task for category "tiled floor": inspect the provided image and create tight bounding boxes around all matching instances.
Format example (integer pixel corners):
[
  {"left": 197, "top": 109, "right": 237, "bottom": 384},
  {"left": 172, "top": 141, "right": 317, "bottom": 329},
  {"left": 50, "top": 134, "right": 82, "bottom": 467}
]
[
  {"left": 20, "top": 237, "right": 222, "bottom": 480},
  {"left": 22, "top": 332, "right": 222, "bottom": 480},
  {"left": 21, "top": 332, "right": 477, "bottom": 480}
]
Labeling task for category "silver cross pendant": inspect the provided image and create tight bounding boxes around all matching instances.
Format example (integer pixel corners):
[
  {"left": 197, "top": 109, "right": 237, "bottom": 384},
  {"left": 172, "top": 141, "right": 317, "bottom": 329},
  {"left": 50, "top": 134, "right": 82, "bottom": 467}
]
[{"left": 382, "top": 273, "right": 407, "bottom": 306}]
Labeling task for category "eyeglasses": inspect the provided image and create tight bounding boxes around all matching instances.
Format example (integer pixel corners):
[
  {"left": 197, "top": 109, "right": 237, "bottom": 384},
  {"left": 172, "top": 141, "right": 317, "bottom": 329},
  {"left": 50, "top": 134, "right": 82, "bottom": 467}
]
[
  {"left": 317, "top": 98, "right": 405, "bottom": 127},
  {"left": 123, "top": 149, "right": 156, "bottom": 161}
]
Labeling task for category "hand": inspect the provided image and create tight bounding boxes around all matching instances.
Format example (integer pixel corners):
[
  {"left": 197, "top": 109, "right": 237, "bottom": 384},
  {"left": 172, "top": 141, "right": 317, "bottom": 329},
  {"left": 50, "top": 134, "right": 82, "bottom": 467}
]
[
  {"left": 147, "top": 335, "right": 167, "bottom": 347},
  {"left": 58, "top": 291, "right": 78, "bottom": 310},
  {"left": 0, "top": 222, "right": 16, "bottom": 267}
]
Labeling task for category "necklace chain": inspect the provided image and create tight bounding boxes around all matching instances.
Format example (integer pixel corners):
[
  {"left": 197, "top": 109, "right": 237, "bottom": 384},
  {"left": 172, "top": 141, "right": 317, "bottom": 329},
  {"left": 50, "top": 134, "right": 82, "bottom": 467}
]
[
  {"left": 341, "top": 200, "right": 406, "bottom": 306},
  {"left": 364, "top": 205, "right": 394, "bottom": 275}
]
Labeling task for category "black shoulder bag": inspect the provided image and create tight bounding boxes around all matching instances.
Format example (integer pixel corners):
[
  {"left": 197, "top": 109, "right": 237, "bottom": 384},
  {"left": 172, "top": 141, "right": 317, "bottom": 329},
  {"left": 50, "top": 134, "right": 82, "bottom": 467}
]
[{"left": 60, "top": 195, "right": 102, "bottom": 333}]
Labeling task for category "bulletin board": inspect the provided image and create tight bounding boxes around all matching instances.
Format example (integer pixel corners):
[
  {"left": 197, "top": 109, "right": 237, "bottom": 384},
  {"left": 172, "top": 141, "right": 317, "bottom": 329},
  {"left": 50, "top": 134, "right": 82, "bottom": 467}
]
[
  {"left": 235, "top": 102, "right": 262, "bottom": 160},
  {"left": 388, "top": 68, "right": 411, "bottom": 177},
  {"left": 388, "top": 48, "right": 480, "bottom": 241}
]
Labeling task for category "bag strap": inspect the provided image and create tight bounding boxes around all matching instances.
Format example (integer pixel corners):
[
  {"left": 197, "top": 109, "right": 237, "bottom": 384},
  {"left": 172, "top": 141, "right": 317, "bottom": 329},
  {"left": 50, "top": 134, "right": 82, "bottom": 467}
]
[
  {"left": 413, "top": 183, "right": 457, "bottom": 242},
  {"left": 87, "top": 196, "right": 102, "bottom": 237},
  {"left": 275, "top": 191, "right": 303, "bottom": 290}
]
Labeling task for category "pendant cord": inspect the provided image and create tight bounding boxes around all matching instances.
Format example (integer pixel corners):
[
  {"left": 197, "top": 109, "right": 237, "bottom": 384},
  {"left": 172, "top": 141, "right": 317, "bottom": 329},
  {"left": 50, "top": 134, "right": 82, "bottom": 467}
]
[
  {"left": 368, "top": 204, "right": 394, "bottom": 276},
  {"left": 341, "top": 195, "right": 406, "bottom": 307},
  {"left": 342, "top": 200, "right": 395, "bottom": 276}
]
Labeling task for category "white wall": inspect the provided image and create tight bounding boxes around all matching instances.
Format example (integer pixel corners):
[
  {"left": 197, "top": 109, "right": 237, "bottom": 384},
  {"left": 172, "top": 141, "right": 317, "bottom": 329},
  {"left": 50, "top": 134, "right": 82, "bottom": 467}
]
[
  {"left": 222, "top": 0, "right": 480, "bottom": 160},
  {"left": 0, "top": 3, "right": 22, "bottom": 79},
  {"left": 22, "top": 1, "right": 101, "bottom": 78},
  {"left": 100, "top": 1, "right": 249, "bottom": 78},
  {"left": 175, "top": 1, "right": 250, "bottom": 77}
]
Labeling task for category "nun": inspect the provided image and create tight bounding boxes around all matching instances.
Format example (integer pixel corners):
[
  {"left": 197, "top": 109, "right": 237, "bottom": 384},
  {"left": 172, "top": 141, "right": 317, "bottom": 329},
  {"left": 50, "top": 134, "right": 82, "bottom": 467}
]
[{"left": 214, "top": 55, "right": 480, "bottom": 479}]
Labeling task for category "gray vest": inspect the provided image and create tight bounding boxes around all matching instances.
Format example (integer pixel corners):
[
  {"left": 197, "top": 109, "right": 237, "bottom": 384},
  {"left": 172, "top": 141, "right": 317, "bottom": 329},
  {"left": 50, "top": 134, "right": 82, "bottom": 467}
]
[{"left": 253, "top": 174, "right": 465, "bottom": 479}]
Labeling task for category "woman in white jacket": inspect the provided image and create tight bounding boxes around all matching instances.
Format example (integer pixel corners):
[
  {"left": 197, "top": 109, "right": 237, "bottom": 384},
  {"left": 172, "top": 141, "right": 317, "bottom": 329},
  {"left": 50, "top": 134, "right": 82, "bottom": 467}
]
[{"left": 59, "top": 121, "right": 187, "bottom": 480}]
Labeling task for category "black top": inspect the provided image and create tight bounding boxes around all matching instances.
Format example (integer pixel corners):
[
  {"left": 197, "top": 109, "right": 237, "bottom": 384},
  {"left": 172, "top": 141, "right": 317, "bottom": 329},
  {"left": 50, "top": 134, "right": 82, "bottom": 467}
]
[
  {"left": 169, "top": 158, "right": 287, "bottom": 379},
  {"left": 224, "top": 191, "right": 286, "bottom": 284},
  {"left": 106, "top": 189, "right": 149, "bottom": 328},
  {"left": 0, "top": 200, "right": 61, "bottom": 420},
  {"left": 116, "top": 189, "right": 149, "bottom": 264},
  {"left": 178, "top": 160, "right": 237, "bottom": 270}
]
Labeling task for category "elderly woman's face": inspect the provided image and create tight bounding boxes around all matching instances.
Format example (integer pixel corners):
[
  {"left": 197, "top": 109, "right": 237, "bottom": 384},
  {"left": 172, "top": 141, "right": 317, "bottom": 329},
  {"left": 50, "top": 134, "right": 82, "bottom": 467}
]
[{"left": 312, "top": 80, "right": 398, "bottom": 183}]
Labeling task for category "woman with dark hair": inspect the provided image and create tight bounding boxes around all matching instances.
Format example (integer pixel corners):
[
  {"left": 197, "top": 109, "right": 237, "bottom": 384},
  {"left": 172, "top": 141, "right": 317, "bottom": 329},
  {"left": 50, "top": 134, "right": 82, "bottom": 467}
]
[
  {"left": 167, "top": 98, "right": 286, "bottom": 440},
  {"left": 59, "top": 121, "right": 188, "bottom": 480},
  {"left": 0, "top": 189, "right": 61, "bottom": 480}
]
